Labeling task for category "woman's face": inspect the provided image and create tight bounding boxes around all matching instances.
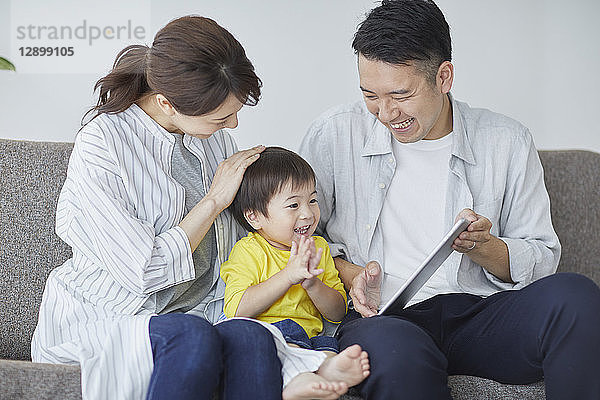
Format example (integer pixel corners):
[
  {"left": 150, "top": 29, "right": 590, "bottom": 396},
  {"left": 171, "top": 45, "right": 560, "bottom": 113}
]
[{"left": 170, "top": 93, "right": 243, "bottom": 138}]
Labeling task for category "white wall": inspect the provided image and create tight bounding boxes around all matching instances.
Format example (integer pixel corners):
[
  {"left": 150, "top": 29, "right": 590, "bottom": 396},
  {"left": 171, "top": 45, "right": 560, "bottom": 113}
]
[{"left": 1, "top": 0, "right": 599, "bottom": 153}]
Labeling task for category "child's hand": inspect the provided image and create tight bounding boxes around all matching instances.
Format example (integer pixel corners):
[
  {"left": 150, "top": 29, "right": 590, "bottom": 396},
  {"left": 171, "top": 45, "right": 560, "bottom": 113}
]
[
  {"left": 301, "top": 239, "right": 324, "bottom": 290},
  {"left": 285, "top": 236, "right": 323, "bottom": 285}
]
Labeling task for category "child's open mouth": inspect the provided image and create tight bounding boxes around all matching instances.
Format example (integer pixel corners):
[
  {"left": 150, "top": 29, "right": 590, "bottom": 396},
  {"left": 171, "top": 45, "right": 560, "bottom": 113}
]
[{"left": 293, "top": 225, "right": 311, "bottom": 235}]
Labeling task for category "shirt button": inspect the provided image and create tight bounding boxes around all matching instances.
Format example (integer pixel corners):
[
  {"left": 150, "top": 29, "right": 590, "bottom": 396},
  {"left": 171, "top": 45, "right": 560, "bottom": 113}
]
[
  {"left": 388, "top": 157, "right": 394, "bottom": 164},
  {"left": 366, "top": 224, "right": 371, "bottom": 230},
  {"left": 379, "top": 183, "right": 386, "bottom": 189}
]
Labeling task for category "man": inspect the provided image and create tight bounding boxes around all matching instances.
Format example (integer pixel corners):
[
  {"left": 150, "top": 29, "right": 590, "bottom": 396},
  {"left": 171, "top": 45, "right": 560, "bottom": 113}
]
[{"left": 299, "top": 1, "right": 600, "bottom": 398}]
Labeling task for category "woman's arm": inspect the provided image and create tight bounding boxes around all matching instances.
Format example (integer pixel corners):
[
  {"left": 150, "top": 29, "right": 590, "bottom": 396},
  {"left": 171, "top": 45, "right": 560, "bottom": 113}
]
[
  {"left": 58, "top": 130, "right": 196, "bottom": 296},
  {"left": 179, "top": 146, "right": 264, "bottom": 251},
  {"left": 60, "top": 124, "right": 262, "bottom": 296}
]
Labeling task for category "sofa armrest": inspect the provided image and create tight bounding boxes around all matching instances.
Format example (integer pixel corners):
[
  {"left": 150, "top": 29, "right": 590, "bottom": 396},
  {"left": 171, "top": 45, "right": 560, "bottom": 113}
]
[{"left": 0, "top": 359, "right": 81, "bottom": 400}]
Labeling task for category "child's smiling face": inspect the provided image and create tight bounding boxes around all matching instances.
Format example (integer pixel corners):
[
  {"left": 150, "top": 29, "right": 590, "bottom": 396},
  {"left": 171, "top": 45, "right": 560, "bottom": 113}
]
[{"left": 246, "top": 180, "right": 320, "bottom": 251}]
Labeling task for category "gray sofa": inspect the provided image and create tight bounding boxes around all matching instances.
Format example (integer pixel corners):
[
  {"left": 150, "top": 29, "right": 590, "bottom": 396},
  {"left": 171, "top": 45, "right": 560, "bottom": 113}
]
[{"left": 1, "top": 138, "right": 599, "bottom": 399}]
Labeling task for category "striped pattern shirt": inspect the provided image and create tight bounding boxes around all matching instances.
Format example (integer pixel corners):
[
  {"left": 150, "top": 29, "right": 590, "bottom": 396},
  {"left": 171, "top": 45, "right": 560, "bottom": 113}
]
[{"left": 31, "top": 104, "right": 325, "bottom": 399}]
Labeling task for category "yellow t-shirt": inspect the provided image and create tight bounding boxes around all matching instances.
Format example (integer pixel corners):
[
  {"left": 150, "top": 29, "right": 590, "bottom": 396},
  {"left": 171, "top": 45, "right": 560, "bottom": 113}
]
[{"left": 221, "top": 232, "right": 347, "bottom": 337}]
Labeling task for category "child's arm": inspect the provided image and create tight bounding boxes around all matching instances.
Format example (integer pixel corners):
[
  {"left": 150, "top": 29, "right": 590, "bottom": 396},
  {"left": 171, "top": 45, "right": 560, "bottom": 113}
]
[
  {"left": 301, "top": 239, "right": 347, "bottom": 322},
  {"left": 235, "top": 269, "right": 294, "bottom": 318},
  {"left": 303, "top": 279, "right": 347, "bottom": 322},
  {"left": 236, "top": 237, "right": 323, "bottom": 318}
]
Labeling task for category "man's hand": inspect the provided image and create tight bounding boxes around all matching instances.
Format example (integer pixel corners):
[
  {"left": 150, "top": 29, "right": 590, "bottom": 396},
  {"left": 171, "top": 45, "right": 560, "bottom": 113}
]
[
  {"left": 286, "top": 236, "right": 324, "bottom": 286},
  {"left": 452, "top": 208, "right": 512, "bottom": 283},
  {"left": 349, "top": 261, "right": 382, "bottom": 317},
  {"left": 452, "top": 208, "right": 492, "bottom": 254}
]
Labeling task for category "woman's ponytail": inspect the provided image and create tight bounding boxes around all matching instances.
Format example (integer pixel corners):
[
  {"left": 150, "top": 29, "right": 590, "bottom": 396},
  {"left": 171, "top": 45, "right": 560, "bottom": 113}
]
[
  {"left": 82, "top": 16, "right": 261, "bottom": 125},
  {"left": 83, "top": 45, "right": 151, "bottom": 123}
]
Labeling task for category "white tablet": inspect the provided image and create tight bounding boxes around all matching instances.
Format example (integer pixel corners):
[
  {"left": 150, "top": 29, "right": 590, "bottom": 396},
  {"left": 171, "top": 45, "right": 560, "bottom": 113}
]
[{"left": 377, "top": 218, "right": 470, "bottom": 316}]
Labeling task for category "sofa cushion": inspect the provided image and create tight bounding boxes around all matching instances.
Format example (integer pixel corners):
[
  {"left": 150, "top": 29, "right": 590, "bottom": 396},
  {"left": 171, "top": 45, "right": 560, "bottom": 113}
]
[
  {"left": 539, "top": 150, "right": 600, "bottom": 286},
  {"left": 0, "top": 360, "right": 550, "bottom": 400},
  {"left": 0, "top": 359, "right": 81, "bottom": 400},
  {"left": 0, "top": 139, "right": 73, "bottom": 360},
  {"left": 338, "top": 377, "right": 545, "bottom": 399}
]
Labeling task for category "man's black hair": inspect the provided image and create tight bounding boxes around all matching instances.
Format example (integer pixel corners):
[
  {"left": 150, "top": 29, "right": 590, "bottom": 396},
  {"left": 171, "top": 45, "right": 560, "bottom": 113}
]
[{"left": 352, "top": 0, "right": 452, "bottom": 83}]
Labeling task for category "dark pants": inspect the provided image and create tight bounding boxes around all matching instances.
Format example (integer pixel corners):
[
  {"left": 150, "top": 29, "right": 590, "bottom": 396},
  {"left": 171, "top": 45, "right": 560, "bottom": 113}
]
[
  {"left": 337, "top": 273, "right": 600, "bottom": 400},
  {"left": 146, "top": 314, "right": 282, "bottom": 400},
  {"left": 272, "top": 318, "right": 340, "bottom": 352}
]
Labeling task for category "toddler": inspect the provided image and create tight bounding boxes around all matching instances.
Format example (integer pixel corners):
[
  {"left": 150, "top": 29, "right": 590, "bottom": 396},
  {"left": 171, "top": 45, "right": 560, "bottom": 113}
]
[{"left": 221, "top": 147, "right": 370, "bottom": 400}]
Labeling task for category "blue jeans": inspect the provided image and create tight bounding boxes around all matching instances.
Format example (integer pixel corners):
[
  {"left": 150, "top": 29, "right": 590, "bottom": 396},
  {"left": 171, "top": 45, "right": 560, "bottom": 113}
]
[
  {"left": 146, "top": 314, "right": 282, "bottom": 400},
  {"left": 337, "top": 273, "right": 600, "bottom": 400},
  {"left": 272, "top": 318, "right": 339, "bottom": 352}
]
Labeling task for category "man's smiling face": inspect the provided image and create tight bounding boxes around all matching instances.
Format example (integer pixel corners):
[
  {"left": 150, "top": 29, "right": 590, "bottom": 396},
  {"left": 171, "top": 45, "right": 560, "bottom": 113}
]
[{"left": 358, "top": 54, "right": 454, "bottom": 143}]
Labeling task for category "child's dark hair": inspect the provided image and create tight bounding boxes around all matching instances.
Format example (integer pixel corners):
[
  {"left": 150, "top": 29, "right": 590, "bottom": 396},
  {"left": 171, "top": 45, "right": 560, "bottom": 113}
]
[{"left": 230, "top": 147, "right": 316, "bottom": 232}]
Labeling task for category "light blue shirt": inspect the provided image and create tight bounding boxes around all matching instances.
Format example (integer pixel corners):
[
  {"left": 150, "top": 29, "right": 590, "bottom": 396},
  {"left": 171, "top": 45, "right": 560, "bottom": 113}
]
[{"left": 299, "top": 95, "right": 561, "bottom": 296}]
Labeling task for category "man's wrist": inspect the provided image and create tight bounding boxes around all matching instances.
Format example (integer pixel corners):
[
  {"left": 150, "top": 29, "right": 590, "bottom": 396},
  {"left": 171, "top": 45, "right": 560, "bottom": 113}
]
[
  {"left": 302, "top": 279, "right": 317, "bottom": 291},
  {"left": 469, "top": 235, "right": 512, "bottom": 283},
  {"left": 333, "top": 256, "right": 363, "bottom": 290}
]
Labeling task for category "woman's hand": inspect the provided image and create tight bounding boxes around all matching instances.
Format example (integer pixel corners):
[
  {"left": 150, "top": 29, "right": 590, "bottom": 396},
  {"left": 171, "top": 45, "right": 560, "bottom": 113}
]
[
  {"left": 205, "top": 145, "right": 265, "bottom": 213},
  {"left": 180, "top": 145, "right": 263, "bottom": 251}
]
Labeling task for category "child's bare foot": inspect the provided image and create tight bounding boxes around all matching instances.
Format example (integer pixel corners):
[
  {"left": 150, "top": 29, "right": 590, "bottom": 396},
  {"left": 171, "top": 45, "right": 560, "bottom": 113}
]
[
  {"left": 317, "top": 344, "right": 370, "bottom": 387},
  {"left": 282, "top": 372, "right": 348, "bottom": 400}
]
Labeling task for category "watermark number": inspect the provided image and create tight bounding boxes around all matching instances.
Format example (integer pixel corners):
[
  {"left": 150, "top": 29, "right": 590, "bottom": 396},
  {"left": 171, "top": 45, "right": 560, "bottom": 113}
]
[{"left": 19, "top": 47, "right": 75, "bottom": 56}]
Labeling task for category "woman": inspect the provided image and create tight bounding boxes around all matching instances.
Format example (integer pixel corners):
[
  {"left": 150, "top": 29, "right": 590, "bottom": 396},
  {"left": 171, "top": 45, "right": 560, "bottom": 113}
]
[{"left": 31, "top": 16, "right": 285, "bottom": 400}]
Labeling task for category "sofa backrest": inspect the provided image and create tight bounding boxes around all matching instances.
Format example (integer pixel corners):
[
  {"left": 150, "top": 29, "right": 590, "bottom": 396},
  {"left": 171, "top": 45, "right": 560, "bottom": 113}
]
[
  {"left": 539, "top": 151, "right": 600, "bottom": 283},
  {"left": 0, "top": 139, "right": 599, "bottom": 361},
  {"left": 1, "top": 139, "right": 73, "bottom": 360}
]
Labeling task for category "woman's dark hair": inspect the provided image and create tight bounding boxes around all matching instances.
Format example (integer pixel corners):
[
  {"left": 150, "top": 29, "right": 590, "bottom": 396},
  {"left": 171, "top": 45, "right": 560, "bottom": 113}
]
[
  {"left": 230, "top": 147, "right": 316, "bottom": 232},
  {"left": 84, "top": 15, "right": 261, "bottom": 123},
  {"left": 352, "top": 0, "right": 452, "bottom": 83}
]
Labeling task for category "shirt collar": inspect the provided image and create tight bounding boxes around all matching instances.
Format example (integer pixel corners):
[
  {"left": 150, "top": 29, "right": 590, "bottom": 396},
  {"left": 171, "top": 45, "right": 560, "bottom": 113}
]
[
  {"left": 449, "top": 94, "right": 476, "bottom": 165},
  {"left": 127, "top": 103, "right": 221, "bottom": 159},
  {"left": 361, "top": 103, "right": 393, "bottom": 157},
  {"left": 127, "top": 103, "right": 176, "bottom": 143}
]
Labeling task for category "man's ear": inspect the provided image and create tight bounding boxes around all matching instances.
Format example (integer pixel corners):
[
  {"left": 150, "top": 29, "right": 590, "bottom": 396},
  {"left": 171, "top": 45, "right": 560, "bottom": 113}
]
[
  {"left": 155, "top": 94, "right": 177, "bottom": 117},
  {"left": 437, "top": 61, "right": 454, "bottom": 94},
  {"left": 244, "top": 210, "right": 262, "bottom": 230}
]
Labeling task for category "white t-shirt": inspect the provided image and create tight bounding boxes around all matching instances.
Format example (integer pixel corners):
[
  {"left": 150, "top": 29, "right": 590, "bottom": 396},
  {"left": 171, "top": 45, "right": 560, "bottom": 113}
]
[{"left": 380, "top": 132, "right": 455, "bottom": 308}]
